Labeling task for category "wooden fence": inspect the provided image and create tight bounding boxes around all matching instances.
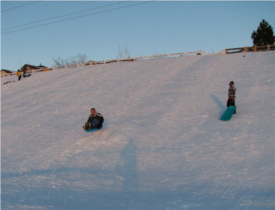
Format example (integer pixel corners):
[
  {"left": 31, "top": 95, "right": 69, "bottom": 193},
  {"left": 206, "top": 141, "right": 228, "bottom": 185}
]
[
  {"left": 225, "top": 45, "right": 275, "bottom": 54},
  {"left": 84, "top": 50, "right": 206, "bottom": 66},
  {"left": 52, "top": 45, "right": 274, "bottom": 70}
]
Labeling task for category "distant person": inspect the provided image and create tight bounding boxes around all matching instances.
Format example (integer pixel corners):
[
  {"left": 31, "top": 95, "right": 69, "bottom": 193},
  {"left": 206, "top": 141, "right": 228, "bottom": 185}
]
[
  {"left": 227, "top": 81, "right": 236, "bottom": 114},
  {"left": 83, "top": 108, "right": 104, "bottom": 130},
  {"left": 17, "top": 70, "right": 22, "bottom": 81}
]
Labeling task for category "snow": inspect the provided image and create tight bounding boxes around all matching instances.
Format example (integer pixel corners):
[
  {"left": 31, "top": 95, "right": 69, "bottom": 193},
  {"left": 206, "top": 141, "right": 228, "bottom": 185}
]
[{"left": 1, "top": 51, "right": 275, "bottom": 210}]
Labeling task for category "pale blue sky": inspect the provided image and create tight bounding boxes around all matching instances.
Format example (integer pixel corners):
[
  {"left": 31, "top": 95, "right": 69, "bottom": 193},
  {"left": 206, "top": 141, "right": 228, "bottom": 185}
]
[{"left": 1, "top": 1, "right": 275, "bottom": 71}]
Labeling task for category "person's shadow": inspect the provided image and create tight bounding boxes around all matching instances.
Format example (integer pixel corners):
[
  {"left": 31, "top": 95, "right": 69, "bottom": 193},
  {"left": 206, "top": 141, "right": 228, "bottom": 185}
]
[
  {"left": 210, "top": 94, "right": 226, "bottom": 117},
  {"left": 115, "top": 138, "right": 138, "bottom": 192}
]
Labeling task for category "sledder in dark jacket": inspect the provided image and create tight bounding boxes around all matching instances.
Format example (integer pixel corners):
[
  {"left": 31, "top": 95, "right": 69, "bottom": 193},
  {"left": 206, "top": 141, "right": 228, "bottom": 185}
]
[{"left": 84, "top": 108, "right": 104, "bottom": 130}]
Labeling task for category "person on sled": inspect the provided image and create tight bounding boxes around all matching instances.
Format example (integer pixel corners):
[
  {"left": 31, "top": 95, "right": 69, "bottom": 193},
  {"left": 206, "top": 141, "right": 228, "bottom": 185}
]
[
  {"left": 227, "top": 81, "right": 236, "bottom": 114},
  {"left": 83, "top": 108, "right": 104, "bottom": 130}
]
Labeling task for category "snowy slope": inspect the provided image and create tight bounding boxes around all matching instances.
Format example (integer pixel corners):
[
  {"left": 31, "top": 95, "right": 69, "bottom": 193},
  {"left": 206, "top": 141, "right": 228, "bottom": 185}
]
[{"left": 1, "top": 51, "right": 274, "bottom": 210}]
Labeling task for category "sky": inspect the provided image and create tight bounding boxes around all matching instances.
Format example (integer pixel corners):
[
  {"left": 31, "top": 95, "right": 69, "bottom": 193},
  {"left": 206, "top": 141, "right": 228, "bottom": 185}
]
[{"left": 1, "top": 1, "right": 275, "bottom": 71}]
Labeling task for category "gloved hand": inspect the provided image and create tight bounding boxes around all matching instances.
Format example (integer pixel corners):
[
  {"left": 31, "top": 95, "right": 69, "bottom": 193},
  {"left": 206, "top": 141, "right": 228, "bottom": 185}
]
[{"left": 231, "top": 97, "right": 235, "bottom": 101}]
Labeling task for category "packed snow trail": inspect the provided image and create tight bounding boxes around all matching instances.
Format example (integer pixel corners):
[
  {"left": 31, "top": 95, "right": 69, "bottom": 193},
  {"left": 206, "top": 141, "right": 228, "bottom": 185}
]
[{"left": 1, "top": 51, "right": 274, "bottom": 209}]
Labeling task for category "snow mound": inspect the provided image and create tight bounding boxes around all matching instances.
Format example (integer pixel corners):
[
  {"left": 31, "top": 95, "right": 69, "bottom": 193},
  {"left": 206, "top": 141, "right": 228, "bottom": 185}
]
[{"left": 1, "top": 51, "right": 274, "bottom": 209}]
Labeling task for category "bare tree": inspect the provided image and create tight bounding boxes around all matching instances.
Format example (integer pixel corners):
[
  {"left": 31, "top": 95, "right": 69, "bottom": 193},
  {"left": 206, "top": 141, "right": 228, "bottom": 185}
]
[
  {"left": 124, "top": 46, "right": 131, "bottom": 58},
  {"left": 53, "top": 56, "right": 69, "bottom": 66},
  {"left": 117, "top": 46, "right": 131, "bottom": 59},
  {"left": 53, "top": 53, "right": 88, "bottom": 67},
  {"left": 77, "top": 53, "right": 88, "bottom": 64},
  {"left": 117, "top": 46, "right": 123, "bottom": 59}
]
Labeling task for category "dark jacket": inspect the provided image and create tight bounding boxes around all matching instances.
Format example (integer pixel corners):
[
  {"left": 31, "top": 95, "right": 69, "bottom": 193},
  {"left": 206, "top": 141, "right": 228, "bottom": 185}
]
[
  {"left": 87, "top": 112, "right": 104, "bottom": 129},
  {"left": 228, "top": 85, "right": 236, "bottom": 99}
]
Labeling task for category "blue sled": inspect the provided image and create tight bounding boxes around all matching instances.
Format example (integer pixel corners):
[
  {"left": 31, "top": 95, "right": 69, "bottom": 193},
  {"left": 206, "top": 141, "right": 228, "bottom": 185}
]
[{"left": 220, "top": 106, "right": 236, "bottom": 121}]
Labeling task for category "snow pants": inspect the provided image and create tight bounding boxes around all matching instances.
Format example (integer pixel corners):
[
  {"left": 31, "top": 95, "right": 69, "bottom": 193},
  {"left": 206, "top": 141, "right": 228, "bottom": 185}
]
[
  {"left": 85, "top": 119, "right": 99, "bottom": 129},
  {"left": 227, "top": 98, "right": 236, "bottom": 114},
  {"left": 227, "top": 98, "right": 235, "bottom": 107}
]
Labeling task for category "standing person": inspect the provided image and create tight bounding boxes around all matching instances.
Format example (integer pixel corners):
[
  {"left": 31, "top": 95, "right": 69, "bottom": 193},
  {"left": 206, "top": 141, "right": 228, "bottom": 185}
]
[
  {"left": 83, "top": 108, "right": 104, "bottom": 130},
  {"left": 227, "top": 81, "right": 236, "bottom": 114},
  {"left": 17, "top": 70, "right": 22, "bottom": 81}
]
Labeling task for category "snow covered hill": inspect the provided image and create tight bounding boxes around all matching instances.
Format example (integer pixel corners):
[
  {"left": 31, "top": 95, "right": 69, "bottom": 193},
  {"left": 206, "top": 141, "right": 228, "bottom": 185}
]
[{"left": 1, "top": 51, "right": 274, "bottom": 210}]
